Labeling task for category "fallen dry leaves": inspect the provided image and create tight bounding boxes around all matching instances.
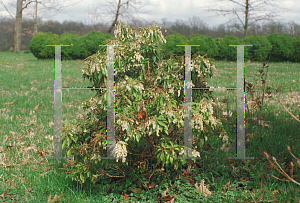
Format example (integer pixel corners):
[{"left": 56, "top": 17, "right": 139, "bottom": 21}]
[
  {"left": 195, "top": 179, "right": 213, "bottom": 197},
  {"left": 47, "top": 194, "right": 64, "bottom": 203}
]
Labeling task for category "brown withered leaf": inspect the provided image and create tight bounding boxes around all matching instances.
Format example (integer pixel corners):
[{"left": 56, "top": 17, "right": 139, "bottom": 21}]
[
  {"left": 137, "top": 108, "right": 143, "bottom": 121},
  {"left": 34, "top": 103, "right": 40, "bottom": 110},
  {"left": 0, "top": 192, "right": 7, "bottom": 199},
  {"left": 30, "top": 79, "right": 37, "bottom": 84},
  {"left": 223, "top": 180, "right": 231, "bottom": 191},
  {"left": 124, "top": 193, "right": 129, "bottom": 202},
  {"left": 129, "top": 187, "right": 143, "bottom": 194},
  {"left": 195, "top": 179, "right": 213, "bottom": 197},
  {"left": 47, "top": 194, "right": 63, "bottom": 203},
  {"left": 147, "top": 183, "right": 156, "bottom": 189}
]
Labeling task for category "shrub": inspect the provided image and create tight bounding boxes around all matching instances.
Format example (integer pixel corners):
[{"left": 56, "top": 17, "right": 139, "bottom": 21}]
[
  {"left": 240, "top": 35, "right": 271, "bottom": 61},
  {"left": 59, "top": 32, "right": 81, "bottom": 60},
  {"left": 29, "top": 32, "right": 59, "bottom": 59},
  {"left": 266, "top": 33, "right": 294, "bottom": 62},
  {"left": 79, "top": 31, "right": 112, "bottom": 59},
  {"left": 61, "top": 21, "right": 230, "bottom": 186},
  {"left": 291, "top": 36, "right": 300, "bottom": 62},
  {"left": 158, "top": 33, "right": 188, "bottom": 58},
  {"left": 29, "top": 31, "right": 112, "bottom": 60},
  {"left": 222, "top": 35, "right": 242, "bottom": 61},
  {"left": 213, "top": 37, "right": 227, "bottom": 61},
  {"left": 187, "top": 34, "right": 218, "bottom": 59}
]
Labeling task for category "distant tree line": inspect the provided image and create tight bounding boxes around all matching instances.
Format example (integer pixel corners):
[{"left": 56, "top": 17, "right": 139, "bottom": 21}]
[{"left": 0, "top": 15, "right": 299, "bottom": 52}]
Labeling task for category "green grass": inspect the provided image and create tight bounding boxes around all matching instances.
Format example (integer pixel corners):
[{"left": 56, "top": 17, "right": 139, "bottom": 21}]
[{"left": 0, "top": 51, "right": 299, "bottom": 202}]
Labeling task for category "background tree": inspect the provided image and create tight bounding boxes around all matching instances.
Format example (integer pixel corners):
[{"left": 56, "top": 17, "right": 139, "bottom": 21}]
[
  {"left": 11, "top": 0, "right": 80, "bottom": 52},
  {"left": 89, "top": 0, "right": 151, "bottom": 36},
  {"left": 199, "top": 0, "right": 292, "bottom": 38}
]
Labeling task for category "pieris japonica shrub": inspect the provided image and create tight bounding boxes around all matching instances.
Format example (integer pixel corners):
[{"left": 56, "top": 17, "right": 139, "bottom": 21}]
[{"left": 61, "top": 21, "right": 230, "bottom": 185}]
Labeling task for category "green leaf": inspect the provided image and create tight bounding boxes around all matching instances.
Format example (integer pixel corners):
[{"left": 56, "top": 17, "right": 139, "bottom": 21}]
[
  {"left": 127, "top": 124, "right": 131, "bottom": 136},
  {"left": 160, "top": 97, "right": 164, "bottom": 106},
  {"left": 80, "top": 173, "right": 85, "bottom": 183},
  {"left": 157, "top": 120, "right": 167, "bottom": 129},
  {"left": 67, "top": 149, "right": 71, "bottom": 157},
  {"left": 70, "top": 136, "right": 77, "bottom": 143},
  {"left": 166, "top": 154, "right": 170, "bottom": 165},
  {"left": 62, "top": 139, "right": 67, "bottom": 149},
  {"left": 174, "top": 162, "right": 178, "bottom": 170},
  {"left": 124, "top": 95, "right": 132, "bottom": 105},
  {"left": 170, "top": 156, "right": 173, "bottom": 165},
  {"left": 161, "top": 152, "right": 165, "bottom": 162},
  {"left": 87, "top": 171, "right": 91, "bottom": 178},
  {"left": 67, "top": 137, "right": 71, "bottom": 146},
  {"left": 99, "top": 69, "right": 102, "bottom": 80},
  {"left": 182, "top": 158, "right": 187, "bottom": 165},
  {"left": 157, "top": 115, "right": 166, "bottom": 121},
  {"left": 116, "top": 97, "right": 121, "bottom": 107}
]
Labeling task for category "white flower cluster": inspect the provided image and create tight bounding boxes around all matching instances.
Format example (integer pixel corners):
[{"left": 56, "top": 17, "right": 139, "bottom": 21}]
[
  {"left": 135, "top": 83, "right": 144, "bottom": 92},
  {"left": 165, "top": 111, "right": 174, "bottom": 118},
  {"left": 117, "top": 119, "right": 129, "bottom": 132},
  {"left": 90, "top": 153, "right": 102, "bottom": 161},
  {"left": 190, "top": 98, "right": 220, "bottom": 131},
  {"left": 191, "top": 114, "right": 204, "bottom": 130},
  {"left": 179, "top": 147, "right": 200, "bottom": 158},
  {"left": 219, "top": 131, "right": 229, "bottom": 143},
  {"left": 113, "top": 141, "right": 128, "bottom": 163},
  {"left": 133, "top": 51, "right": 144, "bottom": 62}
]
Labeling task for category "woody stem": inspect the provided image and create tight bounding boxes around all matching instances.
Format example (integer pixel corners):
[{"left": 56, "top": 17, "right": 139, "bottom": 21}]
[{"left": 148, "top": 62, "right": 150, "bottom": 84}]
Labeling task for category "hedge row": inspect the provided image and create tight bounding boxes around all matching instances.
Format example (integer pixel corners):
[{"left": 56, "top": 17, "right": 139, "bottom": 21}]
[
  {"left": 29, "top": 31, "right": 300, "bottom": 62},
  {"left": 158, "top": 33, "right": 300, "bottom": 62},
  {"left": 29, "top": 31, "right": 112, "bottom": 59}
]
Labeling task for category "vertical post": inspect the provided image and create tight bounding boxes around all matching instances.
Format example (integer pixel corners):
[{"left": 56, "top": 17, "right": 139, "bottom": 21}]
[
  {"left": 175, "top": 45, "right": 201, "bottom": 160},
  {"left": 99, "top": 44, "right": 123, "bottom": 160},
  {"left": 46, "top": 45, "right": 70, "bottom": 160},
  {"left": 106, "top": 45, "right": 115, "bottom": 159},
  {"left": 229, "top": 45, "right": 253, "bottom": 160}
]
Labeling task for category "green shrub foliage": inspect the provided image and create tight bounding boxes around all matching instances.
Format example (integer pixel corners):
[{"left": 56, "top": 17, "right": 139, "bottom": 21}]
[
  {"left": 266, "top": 33, "right": 294, "bottom": 62},
  {"left": 291, "top": 36, "right": 300, "bottom": 62},
  {"left": 158, "top": 33, "right": 188, "bottom": 58},
  {"left": 222, "top": 35, "right": 242, "bottom": 61},
  {"left": 79, "top": 31, "right": 112, "bottom": 59},
  {"left": 240, "top": 35, "right": 271, "bottom": 61},
  {"left": 59, "top": 32, "right": 81, "bottom": 60},
  {"left": 61, "top": 21, "right": 230, "bottom": 185},
  {"left": 29, "top": 32, "right": 59, "bottom": 59},
  {"left": 29, "top": 31, "right": 112, "bottom": 59},
  {"left": 213, "top": 37, "right": 227, "bottom": 61},
  {"left": 187, "top": 34, "right": 218, "bottom": 59}
]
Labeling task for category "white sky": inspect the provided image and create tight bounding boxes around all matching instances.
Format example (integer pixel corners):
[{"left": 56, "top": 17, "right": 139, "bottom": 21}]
[{"left": 0, "top": 0, "right": 299, "bottom": 30}]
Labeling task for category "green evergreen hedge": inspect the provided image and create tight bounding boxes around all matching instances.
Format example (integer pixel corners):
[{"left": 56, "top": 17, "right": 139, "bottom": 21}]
[
  {"left": 291, "top": 36, "right": 300, "bottom": 62},
  {"left": 29, "top": 31, "right": 112, "bottom": 60},
  {"left": 187, "top": 34, "right": 218, "bottom": 59},
  {"left": 266, "top": 33, "right": 294, "bottom": 62},
  {"left": 29, "top": 30, "right": 299, "bottom": 62},
  {"left": 29, "top": 32, "right": 59, "bottom": 59}
]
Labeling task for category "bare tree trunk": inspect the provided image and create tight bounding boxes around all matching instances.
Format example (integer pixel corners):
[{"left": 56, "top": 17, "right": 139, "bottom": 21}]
[
  {"left": 244, "top": 0, "right": 249, "bottom": 37},
  {"left": 14, "top": 0, "right": 23, "bottom": 52},
  {"left": 33, "top": 0, "right": 38, "bottom": 35},
  {"left": 107, "top": 0, "right": 121, "bottom": 34}
]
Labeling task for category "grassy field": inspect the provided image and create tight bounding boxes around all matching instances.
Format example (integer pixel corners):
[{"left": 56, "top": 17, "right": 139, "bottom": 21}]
[{"left": 0, "top": 51, "right": 300, "bottom": 202}]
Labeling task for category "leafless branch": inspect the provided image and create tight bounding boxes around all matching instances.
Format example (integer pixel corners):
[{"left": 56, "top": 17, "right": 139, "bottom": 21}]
[
  {"left": 21, "top": 0, "right": 34, "bottom": 11},
  {"left": 0, "top": 0, "right": 14, "bottom": 21}
]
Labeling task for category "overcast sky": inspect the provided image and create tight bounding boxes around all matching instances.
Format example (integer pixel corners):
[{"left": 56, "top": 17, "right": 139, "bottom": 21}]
[{"left": 1, "top": 0, "right": 299, "bottom": 30}]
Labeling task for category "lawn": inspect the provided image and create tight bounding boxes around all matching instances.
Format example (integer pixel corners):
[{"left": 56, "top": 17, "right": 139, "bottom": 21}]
[{"left": 0, "top": 51, "right": 299, "bottom": 202}]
